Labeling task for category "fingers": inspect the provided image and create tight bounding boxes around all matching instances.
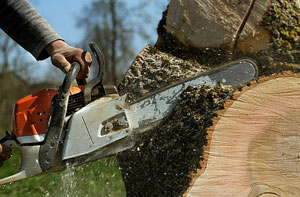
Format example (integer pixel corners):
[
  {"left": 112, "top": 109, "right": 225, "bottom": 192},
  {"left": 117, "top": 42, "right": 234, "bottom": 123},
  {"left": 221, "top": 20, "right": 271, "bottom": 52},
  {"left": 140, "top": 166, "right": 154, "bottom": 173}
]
[
  {"left": 50, "top": 48, "right": 92, "bottom": 78},
  {"left": 51, "top": 54, "right": 71, "bottom": 74},
  {"left": 0, "top": 144, "right": 12, "bottom": 166},
  {"left": 1, "top": 144, "right": 11, "bottom": 157},
  {"left": 46, "top": 41, "right": 92, "bottom": 78},
  {"left": 73, "top": 50, "right": 92, "bottom": 79}
]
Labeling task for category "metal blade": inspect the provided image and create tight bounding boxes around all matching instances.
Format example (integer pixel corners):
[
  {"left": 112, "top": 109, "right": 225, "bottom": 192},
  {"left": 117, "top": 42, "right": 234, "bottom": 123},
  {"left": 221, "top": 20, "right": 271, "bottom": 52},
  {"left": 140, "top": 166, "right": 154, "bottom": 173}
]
[
  {"left": 125, "top": 59, "right": 257, "bottom": 133},
  {"left": 62, "top": 59, "right": 257, "bottom": 165}
]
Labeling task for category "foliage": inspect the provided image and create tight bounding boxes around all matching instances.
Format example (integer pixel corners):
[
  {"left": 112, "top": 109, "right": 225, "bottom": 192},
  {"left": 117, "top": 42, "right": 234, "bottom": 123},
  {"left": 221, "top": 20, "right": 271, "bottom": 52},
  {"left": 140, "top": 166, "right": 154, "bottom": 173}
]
[{"left": 77, "top": 0, "right": 134, "bottom": 84}]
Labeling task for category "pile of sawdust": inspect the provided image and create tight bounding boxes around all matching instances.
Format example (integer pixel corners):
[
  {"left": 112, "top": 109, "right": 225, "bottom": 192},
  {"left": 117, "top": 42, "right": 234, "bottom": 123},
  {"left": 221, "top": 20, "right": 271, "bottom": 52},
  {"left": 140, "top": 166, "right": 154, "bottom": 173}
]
[
  {"left": 118, "top": 46, "right": 208, "bottom": 103},
  {"left": 117, "top": 84, "right": 235, "bottom": 196}
]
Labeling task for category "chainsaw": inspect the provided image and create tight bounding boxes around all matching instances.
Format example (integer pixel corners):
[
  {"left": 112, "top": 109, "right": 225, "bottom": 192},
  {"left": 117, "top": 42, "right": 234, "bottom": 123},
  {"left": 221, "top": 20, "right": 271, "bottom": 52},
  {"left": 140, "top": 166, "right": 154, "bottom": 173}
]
[{"left": 0, "top": 42, "right": 258, "bottom": 184}]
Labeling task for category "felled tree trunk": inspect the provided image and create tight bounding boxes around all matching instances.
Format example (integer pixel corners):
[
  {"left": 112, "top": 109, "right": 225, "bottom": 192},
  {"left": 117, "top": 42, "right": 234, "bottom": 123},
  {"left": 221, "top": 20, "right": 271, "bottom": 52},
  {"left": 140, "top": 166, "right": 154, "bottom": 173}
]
[{"left": 117, "top": 0, "right": 300, "bottom": 196}]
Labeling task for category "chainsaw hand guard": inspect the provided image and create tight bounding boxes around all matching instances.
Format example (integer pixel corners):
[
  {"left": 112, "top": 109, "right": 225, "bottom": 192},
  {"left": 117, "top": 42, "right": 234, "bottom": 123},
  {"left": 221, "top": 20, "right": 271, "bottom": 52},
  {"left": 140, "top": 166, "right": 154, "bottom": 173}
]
[{"left": 0, "top": 61, "right": 80, "bottom": 184}]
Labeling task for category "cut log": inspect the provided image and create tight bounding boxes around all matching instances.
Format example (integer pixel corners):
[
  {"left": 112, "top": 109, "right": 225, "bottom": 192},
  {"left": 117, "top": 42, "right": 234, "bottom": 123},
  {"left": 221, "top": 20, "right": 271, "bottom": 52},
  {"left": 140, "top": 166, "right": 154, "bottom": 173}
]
[
  {"left": 186, "top": 73, "right": 300, "bottom": 196},
  {"left": 165, "top": 0, "right": 270, "bottom": 48},
  {"left": 117, "top": 0, "right": 300, "bottom": 196}
]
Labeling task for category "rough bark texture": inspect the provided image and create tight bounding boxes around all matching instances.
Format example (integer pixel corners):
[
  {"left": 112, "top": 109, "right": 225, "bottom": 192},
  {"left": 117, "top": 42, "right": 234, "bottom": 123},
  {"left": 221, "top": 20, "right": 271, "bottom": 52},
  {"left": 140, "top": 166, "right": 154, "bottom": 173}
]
[{"left": 155, "top": 0, "right": 300, "bottom": 75}]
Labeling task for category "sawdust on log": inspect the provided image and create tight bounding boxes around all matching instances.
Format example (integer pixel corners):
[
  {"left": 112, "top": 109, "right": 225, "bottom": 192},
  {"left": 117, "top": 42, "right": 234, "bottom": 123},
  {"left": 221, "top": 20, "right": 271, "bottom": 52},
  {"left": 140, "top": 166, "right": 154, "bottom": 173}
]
[
  {"left": 117, "top": 84, "right": 235, "bottom": 197},
  {"left": 118, "top": 46, "right": 209, "bottom": 103},
  {"left": 241, "top": 0, "right": 300, "bottom": 76},
  {"left": 155, "top": 0, "right": 300, "bottom": 76}
]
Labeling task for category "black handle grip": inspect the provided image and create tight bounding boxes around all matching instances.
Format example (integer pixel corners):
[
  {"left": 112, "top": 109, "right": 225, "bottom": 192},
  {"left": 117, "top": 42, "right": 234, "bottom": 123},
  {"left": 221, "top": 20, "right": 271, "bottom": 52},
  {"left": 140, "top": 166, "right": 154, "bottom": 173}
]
[
  {"left": 63, "top": 62, "right": 81, "bottom": 91},
  {"left": 80, "top": 42, "right": 106, "bottom": 104},
  {"left": 89, "top": 42, "right": 105, "bottom": 82},
  {"left": 39, "top": 62, "right": 80, "bottom": 172},
  {"left": 76, "top": 79, "right": 87, "bottom": 85}
]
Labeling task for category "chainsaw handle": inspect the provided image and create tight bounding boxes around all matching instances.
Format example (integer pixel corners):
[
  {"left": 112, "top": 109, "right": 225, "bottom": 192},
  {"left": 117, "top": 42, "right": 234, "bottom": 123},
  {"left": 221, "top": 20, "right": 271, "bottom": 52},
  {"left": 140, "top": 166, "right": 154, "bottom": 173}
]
[
  {"left": 76, "top": 78, "right": 87, "bottom": 85},
  {"left": 76, "top": 42, "right": 104, "bottom": 87},
  {"left": 63, "top": 62, "right": 81, "bottom": 91},
  {"left": 38, "top": 62, "right": 80, "bottom": 172},
  {"left": 81, "top": 42, "right": 105, "bottom": 104},
  {"left": 0, "top": 141, "right": 42, "bottom": 185}
]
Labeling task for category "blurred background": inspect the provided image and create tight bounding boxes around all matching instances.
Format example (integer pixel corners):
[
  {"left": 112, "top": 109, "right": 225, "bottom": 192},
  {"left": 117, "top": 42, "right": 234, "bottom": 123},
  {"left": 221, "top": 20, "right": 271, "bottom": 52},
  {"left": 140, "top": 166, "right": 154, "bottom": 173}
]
[{"left": 0, "top": 0, "right": 168, "bottom": 196}]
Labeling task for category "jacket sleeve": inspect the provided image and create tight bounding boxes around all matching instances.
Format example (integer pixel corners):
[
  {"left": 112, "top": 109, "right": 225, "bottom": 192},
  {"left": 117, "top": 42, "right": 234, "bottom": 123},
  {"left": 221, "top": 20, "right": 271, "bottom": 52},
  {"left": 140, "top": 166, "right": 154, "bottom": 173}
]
[{"left": 0, "top": 0, "right": 63, "bottom": 60}]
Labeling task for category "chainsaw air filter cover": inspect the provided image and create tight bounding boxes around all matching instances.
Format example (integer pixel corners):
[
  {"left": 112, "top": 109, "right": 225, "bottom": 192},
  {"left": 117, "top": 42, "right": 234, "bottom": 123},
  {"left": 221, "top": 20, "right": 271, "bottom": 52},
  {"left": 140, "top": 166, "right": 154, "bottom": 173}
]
[{"left": 12, "top": 86, "right": 84, "bottom": 145}]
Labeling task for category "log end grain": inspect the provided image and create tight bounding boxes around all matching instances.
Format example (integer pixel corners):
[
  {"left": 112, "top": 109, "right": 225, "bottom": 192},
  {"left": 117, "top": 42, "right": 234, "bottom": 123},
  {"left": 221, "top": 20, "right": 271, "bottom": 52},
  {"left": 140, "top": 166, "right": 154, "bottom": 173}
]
[{"left": 187, "top": 75, "right": 300, "bottom": 196}]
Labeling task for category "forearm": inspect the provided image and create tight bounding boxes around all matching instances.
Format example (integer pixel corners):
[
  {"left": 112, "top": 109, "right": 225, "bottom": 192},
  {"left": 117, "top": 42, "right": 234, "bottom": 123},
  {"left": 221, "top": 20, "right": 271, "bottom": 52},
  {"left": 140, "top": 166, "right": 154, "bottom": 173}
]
[{"left": 0, "top": 0, "right": 63, "bottom": 60}]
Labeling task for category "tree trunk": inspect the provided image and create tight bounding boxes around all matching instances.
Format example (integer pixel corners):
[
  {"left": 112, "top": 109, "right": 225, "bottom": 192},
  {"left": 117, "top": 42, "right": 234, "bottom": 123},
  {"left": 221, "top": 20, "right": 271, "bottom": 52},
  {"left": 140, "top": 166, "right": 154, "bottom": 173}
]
[{"left": 117, "top": 0, "right": 300, "bottom": 196}]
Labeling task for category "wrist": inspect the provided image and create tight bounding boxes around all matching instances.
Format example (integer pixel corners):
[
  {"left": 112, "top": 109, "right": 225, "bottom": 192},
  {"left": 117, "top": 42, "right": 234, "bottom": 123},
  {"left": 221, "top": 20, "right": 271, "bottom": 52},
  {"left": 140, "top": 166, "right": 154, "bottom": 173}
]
[{"left": 45, "top": 40, "right": 68, "bottom": 55}]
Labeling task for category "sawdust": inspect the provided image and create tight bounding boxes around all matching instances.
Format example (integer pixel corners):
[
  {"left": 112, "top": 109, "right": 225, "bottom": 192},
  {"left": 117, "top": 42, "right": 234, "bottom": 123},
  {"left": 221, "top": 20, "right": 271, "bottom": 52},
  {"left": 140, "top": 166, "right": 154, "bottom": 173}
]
[
  {"left": 118, "top": 46, "right": 209, "bottom": 103},
  {"left": 117, "top": 84, "right": 235, "bottom": 196},
  {"left": 236, "top": 0, "right": 300, "bottom": 76},
  {"left": 154, "top": 1, "right": 300, "bottom": 76},
  {"left": 262, "top": 0, "right": 300, "bottom": 53}
]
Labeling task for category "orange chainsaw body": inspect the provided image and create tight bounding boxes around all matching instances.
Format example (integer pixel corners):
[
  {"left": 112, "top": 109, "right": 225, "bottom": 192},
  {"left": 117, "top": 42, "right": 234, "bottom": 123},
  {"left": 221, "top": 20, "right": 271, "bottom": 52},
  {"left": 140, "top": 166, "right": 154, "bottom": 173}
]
[{"left": 12, "top": 86, "right": 84, "bottom": 144}]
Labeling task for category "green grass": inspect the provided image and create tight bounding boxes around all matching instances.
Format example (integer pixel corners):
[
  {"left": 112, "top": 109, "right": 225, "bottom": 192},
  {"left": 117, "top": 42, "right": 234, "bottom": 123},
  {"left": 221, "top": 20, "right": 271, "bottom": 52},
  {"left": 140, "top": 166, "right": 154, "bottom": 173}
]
[{"left": 0, "top": 149, "right": 126, "bottom": 197}]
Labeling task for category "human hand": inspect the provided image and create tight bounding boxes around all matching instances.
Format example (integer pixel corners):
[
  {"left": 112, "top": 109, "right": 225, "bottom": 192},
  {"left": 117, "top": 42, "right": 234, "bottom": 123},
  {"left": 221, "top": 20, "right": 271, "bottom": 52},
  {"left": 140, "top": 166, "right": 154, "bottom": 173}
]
[
  {"left": 0, "top": 144, "right": 12, "bottom": 167},
  {"left": 45, "top": 40, "right": 92, "bottom": 78}
]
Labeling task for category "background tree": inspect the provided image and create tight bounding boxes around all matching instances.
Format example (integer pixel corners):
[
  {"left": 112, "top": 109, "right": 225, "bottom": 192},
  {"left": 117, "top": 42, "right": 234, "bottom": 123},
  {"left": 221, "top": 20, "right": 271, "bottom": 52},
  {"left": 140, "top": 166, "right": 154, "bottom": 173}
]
[
  {"left": 0, "top": 31, "right": 30, "bottom": 131},
  {"left": 77, "top": 0, "right": 167, "bottom": 84},
  {"left": 0, "top": 31, "right": 48, "bottom": 133},
  {"left": 0, "top": 31, "right": 32, "bottom": 76},
  {"left": 77, "top": 0, "right": 133, "bottom": 84}
]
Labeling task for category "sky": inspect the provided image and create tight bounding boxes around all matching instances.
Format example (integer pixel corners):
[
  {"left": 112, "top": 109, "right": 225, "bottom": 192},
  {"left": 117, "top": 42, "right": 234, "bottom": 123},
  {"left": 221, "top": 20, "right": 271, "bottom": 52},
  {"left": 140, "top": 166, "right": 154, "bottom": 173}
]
[
  {"left": 24, "top": 0, "right": 168, "bottom": 80},
  {"left": 28, "top": 0, "right": 91, "bottom": 45}
]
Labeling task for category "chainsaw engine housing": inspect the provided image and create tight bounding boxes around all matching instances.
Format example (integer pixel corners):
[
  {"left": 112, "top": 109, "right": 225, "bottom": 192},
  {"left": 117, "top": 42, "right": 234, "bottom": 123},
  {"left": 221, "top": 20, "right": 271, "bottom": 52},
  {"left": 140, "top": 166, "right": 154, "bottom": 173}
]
[{"left": 12, "top": 86, "right": 84, "bottom": 145}]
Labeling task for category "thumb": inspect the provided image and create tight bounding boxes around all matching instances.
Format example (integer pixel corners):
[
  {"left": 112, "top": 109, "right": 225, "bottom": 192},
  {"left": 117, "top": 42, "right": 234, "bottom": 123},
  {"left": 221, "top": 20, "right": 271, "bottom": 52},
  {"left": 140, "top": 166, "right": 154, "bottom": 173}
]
[{"left": 51, "top": 54, "right": 71, "bottom": 74}]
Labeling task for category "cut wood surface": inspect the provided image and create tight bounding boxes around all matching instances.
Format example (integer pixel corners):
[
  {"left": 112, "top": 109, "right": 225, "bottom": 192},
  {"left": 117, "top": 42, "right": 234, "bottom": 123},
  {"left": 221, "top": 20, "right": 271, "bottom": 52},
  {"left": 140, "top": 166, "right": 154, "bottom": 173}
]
[
  {"left": 186, "top": 74, "right": 300, "bottom": 196},
  {"left": 166, "top": 0, "right": 270, "bottom": 48}
]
